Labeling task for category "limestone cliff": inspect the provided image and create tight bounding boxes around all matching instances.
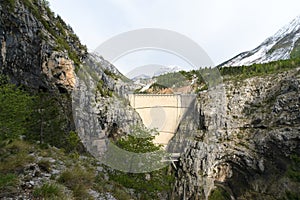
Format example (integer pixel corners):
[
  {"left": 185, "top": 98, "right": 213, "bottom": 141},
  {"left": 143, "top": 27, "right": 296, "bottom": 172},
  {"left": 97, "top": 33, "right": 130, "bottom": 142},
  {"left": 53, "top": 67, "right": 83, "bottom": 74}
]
[
  {"left": 0, "top": 1, "right": 145, "bottom": 198},
  {"left": 173, "top": 68, "right": 300, "bottom": 199},
  {"left": 72, "top": 53, "right": 142, "bottom": 157},
  {"left": 0, "top": 0, "right": 87, "bottom": 93},
  {"left": 0, "top": 0, "right": 141, "bottom": 144}
]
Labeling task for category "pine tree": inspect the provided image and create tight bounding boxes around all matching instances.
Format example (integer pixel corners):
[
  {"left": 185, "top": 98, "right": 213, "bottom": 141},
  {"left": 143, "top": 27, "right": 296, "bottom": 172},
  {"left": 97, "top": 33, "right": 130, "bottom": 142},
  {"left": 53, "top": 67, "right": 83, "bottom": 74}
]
[{"left": 0, "top": 79, "right": 33, "bottom": 140}]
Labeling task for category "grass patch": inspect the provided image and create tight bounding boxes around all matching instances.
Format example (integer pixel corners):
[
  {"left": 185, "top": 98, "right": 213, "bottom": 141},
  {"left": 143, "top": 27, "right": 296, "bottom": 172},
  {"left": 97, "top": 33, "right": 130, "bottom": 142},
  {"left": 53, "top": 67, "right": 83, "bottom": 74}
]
[
  {"left": 0, "top": 173, "right": 19, "bottom": 198},
  {"left": 33, "top": 182, "right": 69, "bottom": 200},
  {"left": 0, "top": 140, "right": 35, "bottom": 173},
  {"left": 58, "top": 165, "right": 95, "bottom": 199},
  {"left": 93, "top": 173, "right": 132, "bottom": 200},
  {"left": 110, "top": 186, "right": 132, "bottom": 200},
  {"left": 38, "top": 159, "right": 52, "bottom": 173}
]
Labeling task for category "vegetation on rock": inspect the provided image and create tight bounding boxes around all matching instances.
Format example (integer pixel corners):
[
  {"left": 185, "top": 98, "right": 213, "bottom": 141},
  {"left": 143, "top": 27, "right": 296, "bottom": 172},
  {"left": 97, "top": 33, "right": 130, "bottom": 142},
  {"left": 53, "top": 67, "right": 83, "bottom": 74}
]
[
  {"left": 219, "top": 57, "right": 300, "bottom": 80},
  {"left": 109, "top": 126, "right": 175, "bottom": 200}
]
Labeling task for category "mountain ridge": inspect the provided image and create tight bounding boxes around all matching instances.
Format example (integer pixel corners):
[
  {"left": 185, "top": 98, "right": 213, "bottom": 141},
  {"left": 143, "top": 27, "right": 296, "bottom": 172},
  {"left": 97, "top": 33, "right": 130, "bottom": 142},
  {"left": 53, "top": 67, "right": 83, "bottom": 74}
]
[{"left": 220, "top": 15, "right": 300, "bottom": 67}]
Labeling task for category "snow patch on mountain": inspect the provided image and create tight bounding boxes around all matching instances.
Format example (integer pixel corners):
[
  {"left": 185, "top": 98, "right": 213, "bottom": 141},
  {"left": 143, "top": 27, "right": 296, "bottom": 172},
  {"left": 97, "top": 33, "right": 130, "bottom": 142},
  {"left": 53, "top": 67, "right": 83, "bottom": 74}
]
[
  {"left": 126, "top": 65, "right": 181, "bottom": 80},
  {"left": 221, "top": 15, "right": 300, "bottom": 67}
]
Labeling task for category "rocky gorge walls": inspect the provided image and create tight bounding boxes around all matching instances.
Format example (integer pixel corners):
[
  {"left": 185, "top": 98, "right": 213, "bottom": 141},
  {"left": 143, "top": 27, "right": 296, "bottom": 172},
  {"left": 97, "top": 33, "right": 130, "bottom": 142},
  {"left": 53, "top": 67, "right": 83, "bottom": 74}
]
[
  {"left": 0, "top": 0, "right": 143, "bottom": 152},
  {"left": 72, "top": 53, "right": 143, "bottom": 157},
  {"left": 1, "top": 1, "right": 300, "bottom": 199},
  {"left": 173, "top": 68, "right": 300, "bottom": 199},
  {"left": 0, "top": 1, "right": 154, "bottom": 198}
]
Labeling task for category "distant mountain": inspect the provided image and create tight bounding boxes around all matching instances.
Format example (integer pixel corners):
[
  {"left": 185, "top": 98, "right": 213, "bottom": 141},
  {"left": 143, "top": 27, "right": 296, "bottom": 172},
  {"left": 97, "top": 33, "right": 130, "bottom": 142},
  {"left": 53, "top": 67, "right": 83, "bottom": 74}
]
[
  {"left": 131, "top": 74, "right": 151, "bottom": 81},
  {"left": 126, "top": 65, "right": 181, "bottom": 80},
  {"left": 220, "top": 16, "right": 300, "bottom": 67},
  {"left": 153, "top": 65, "right": 181, "bottom": 77}
]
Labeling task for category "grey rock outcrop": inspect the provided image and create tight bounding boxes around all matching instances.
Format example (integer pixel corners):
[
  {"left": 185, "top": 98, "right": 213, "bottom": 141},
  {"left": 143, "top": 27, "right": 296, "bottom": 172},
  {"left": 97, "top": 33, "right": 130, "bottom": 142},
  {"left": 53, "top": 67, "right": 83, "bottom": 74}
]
[
  {"left": 72, "top": 54, "right": 142, "bottom": 158},
  {"left": 173, "top": 68, "right": 300, "bottom": 199}
]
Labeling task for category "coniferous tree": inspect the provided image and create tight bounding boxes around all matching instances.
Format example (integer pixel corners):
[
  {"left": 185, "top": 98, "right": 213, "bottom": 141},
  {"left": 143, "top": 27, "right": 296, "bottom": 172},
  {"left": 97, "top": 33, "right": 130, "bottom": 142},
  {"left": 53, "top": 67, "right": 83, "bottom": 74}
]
[{"left": 0, "top": 77, "right": 33, "bottom": 140}]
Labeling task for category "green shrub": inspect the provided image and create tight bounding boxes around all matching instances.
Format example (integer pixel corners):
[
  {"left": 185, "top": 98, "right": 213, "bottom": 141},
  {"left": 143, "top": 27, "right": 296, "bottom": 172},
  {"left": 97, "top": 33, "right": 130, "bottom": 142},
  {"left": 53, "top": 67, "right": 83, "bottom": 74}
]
[
  {"left": 115, "top": 126, "right": 162, "bottom": 153},
  {"left": 3, "top": 0, "right": 16, "bottom": 12},
  {"left": 287, "top": 155, "right": 300, "bottom": 182},
  {"left": 104, "top": 69, "right": 119, "bottom": 80},
  {"left": 8, "top": 0, "right": 16, "bottom": 7},
  {"left": 285, "top": 191, "right": 300, "bottom": 200},
  {"left": 109, "top": 126, "right": 174, "bottom": 200},
  {"left": 96, "top": 80, "right": 113, "bottom": 97},
  {"left": 109, "top": 167, "right": 174, "bottom": 200},
  {"left": 65, "top": 131, "right": 81, "bottom": 153},
  {"left": 208, "top": 187, "right": 231, "bottom": 200}
]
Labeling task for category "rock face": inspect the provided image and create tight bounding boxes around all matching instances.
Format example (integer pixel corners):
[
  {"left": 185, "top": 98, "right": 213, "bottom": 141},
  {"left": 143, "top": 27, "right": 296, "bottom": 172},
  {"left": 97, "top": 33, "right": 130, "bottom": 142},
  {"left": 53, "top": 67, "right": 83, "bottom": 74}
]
[
  {"left": 72, "top": 53, "right": 142, "bottom": 157},
  {"left": 173, "top": 68, "right": 300, "bottom": 199},
  {"left": 0, "top": 0, "right": 142, "bottom": 157},
  {"left": 42, "top": 52, "right": 76, "bottom": 92},
  {"left": 0, "top": 0, "right": 86, "bottom": 93}
]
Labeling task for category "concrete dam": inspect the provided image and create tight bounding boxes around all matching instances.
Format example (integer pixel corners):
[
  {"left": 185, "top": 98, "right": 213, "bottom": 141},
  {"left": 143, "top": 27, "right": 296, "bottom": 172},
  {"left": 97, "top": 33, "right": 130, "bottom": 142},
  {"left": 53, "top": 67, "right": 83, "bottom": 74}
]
[{"left": 128, "top": 94, "right": 196, "bottom": 146}]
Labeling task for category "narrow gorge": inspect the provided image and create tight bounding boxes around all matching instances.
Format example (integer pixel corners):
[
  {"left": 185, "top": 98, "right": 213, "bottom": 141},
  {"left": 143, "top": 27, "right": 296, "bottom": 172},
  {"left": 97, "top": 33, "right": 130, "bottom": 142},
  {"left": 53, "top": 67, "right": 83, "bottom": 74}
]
[{"left": 0, "top": 0, "right": 299, "bottom": 199}]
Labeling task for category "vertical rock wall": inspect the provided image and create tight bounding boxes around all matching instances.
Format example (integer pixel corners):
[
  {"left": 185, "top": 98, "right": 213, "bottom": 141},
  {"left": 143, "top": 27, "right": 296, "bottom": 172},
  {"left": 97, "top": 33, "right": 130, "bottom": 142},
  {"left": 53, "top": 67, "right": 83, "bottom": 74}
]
[{"left": 173, "top": 68, "right": 300, "bottom": 199}]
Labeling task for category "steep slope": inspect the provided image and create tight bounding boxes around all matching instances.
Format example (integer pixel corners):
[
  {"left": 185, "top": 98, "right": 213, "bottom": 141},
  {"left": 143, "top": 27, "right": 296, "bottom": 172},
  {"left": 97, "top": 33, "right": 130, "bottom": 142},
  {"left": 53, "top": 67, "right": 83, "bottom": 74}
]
[
  {"left": 72, "top": 53, "right": 142, "bottom": 157},
  {"left": 0, "top": 0, "right": 87, "bottom": 93},
  {"left": 221, "top": 16, "right": 300, "bottom": 67},
  {"left": 0, "top": 1, "right": 148, "bottom": 199},
  {"left": 173, "top": 67, "right": 300, "bottom": 199},
  {"left": 0, "top": 0, "right": 141, "bottom": 141}
]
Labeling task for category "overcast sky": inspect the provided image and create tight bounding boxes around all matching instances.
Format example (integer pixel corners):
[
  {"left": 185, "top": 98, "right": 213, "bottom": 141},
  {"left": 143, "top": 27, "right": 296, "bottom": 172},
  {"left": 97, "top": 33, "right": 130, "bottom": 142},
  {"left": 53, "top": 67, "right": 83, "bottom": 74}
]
[{"left": 48, "top": 0, "right": 300, "bottom": 74}]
